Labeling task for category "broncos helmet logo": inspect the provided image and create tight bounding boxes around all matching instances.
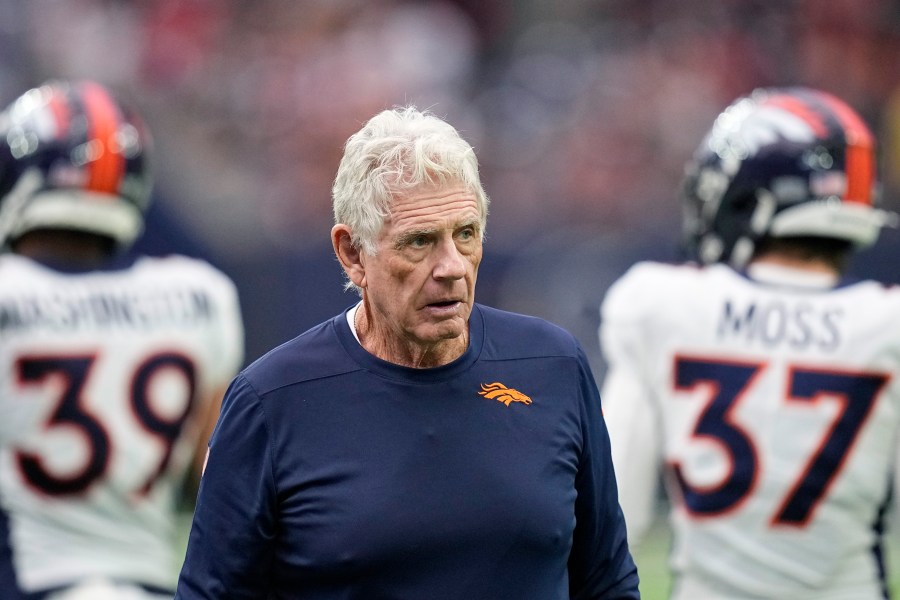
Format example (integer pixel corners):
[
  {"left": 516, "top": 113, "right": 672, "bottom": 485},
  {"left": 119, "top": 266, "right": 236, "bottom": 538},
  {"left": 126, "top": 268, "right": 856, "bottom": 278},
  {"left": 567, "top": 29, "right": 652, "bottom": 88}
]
[{"left": 478, "top": 382, "right": 532, "bottom": 407}]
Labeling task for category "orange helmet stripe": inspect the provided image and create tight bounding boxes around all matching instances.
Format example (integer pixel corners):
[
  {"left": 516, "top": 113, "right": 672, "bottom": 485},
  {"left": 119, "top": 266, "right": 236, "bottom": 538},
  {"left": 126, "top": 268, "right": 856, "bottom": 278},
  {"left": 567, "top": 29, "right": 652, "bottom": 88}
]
[
  {"left": 817, "top": 92, "right": 876, "bottom": 205},
  {"left": 81, "top": 82, "right": 126, "bottom": 197},
  {"left": 765, "top": 95, "right": 828, "bottom": 137}
]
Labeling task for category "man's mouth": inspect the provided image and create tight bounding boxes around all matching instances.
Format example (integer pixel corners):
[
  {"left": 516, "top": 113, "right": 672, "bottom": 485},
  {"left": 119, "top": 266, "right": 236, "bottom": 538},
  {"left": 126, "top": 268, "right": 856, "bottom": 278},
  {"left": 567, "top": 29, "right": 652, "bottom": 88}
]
[{"left": 429, "top": 300, "right": 458, "bottom": 308}]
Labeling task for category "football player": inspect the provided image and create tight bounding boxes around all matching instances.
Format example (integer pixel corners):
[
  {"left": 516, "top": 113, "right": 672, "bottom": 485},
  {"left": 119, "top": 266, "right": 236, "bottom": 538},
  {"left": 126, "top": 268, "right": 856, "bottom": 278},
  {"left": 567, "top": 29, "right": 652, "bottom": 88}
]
[
  {"left": 599, "top": 87, "right": 900, "bottom": 599},
  {"left": 0, "top": 80, "right": 244, "bottom": 599}
]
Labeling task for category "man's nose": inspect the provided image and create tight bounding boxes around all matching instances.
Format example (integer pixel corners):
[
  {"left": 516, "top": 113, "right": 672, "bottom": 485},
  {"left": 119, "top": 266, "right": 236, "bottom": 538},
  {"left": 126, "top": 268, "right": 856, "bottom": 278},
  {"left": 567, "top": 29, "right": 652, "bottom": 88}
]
[{"left": 433, "top": 237, "right": 467, "bottom": 280}]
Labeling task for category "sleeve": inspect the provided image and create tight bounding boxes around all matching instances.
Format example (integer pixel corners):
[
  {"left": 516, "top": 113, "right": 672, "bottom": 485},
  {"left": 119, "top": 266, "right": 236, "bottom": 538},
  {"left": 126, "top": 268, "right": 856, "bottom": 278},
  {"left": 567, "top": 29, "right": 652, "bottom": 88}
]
[
  {"left": 175, "top": 375, "right": 277, "bottom": 600},
  {"left": 887, "top": 435, "right": 900, "bottom": 540},
  {"left": 567, "top": 346, "right": 641, "bottom": 600},
  {"left": 0, "top": 508, "right": 23, "bottom": 599},
  {"left": 598, "top": 269, "right": 662, "bottom": 546},
  {"left": 208, "top": 268, "right": 246, "bottom": 385}
]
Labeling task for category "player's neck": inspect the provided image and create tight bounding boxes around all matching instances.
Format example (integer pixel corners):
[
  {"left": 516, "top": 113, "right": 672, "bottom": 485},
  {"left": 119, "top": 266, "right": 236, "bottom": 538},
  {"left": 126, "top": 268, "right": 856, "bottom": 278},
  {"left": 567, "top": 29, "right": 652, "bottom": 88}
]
[
  {"left": 749, "top": 253, "right": 839, "bottom": 276},
  {"left": 746, "top": 255, "right": 841, "bottom": 289},
  {"left": 13, "top": 230, "right": 115, "bottom": 269}
]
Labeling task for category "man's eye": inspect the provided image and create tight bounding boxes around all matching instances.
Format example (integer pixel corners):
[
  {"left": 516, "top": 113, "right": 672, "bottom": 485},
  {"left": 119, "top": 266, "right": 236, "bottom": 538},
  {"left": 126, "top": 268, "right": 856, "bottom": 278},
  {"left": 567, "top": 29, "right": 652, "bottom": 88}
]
[
  {"left": 409, "top": 235, "right": 428, "bottom": 248},
  {"left": 458, "top": 227, "right": 476, "bottom": 241}
]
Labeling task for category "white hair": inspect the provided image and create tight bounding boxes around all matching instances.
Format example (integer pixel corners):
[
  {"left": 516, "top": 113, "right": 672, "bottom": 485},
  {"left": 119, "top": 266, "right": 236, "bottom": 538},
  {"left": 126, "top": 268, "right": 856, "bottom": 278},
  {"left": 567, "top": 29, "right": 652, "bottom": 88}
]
[{"left": 332, "top": 105, "right": 489, "bottom": 259}]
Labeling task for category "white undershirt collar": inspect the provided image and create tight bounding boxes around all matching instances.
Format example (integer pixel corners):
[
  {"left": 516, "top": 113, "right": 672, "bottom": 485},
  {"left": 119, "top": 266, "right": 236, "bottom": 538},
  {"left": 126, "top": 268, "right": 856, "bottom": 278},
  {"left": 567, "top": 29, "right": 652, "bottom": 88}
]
[{"left": 347, "top": 301, "right": 362, "bottom": 343}]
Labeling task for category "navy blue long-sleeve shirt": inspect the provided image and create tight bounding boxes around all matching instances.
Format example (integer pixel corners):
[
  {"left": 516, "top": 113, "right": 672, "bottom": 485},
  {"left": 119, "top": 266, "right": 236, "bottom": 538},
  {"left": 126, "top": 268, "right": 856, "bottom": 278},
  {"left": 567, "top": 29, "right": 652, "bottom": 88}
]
[{"left": 176, "top": 304, "right": 639, "bottom": 599}]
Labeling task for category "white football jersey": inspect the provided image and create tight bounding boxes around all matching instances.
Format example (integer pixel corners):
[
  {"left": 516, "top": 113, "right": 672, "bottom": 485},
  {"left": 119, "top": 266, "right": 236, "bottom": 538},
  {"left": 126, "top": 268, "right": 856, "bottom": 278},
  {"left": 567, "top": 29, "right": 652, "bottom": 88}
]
[
  {"left": 600, "top": 261, "right": 900, "bottom": 600},
  {"left": 0, "top": 253, "right": 244, "bottom": 593}
]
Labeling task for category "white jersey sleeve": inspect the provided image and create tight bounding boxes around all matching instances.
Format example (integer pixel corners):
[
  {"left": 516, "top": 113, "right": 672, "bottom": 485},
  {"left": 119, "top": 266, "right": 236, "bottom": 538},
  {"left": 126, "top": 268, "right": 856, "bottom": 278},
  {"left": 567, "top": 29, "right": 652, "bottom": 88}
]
[
  {"left": 0, "top": 253, "right": 245, "bottom": 593},
  {"left": 599, "top": 262, "right": 664, "bottom": 545},
  {"left": 598, "top": 260, "right": 900, "bottom": 600}
]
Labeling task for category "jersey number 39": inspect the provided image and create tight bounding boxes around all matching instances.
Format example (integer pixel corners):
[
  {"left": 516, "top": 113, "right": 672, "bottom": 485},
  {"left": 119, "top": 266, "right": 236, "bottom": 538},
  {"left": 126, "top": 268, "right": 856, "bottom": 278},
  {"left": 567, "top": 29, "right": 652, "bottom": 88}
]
[{"left": 14, "top": 352, "right": 196, "bottom": 497}]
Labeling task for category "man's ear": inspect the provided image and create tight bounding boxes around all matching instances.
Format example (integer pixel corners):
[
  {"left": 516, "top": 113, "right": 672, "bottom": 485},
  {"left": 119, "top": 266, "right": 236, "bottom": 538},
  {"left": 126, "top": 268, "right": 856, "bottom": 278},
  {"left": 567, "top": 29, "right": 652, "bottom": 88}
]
[{"left": 332, "top": 224, "right": 366, "bottom": 289}]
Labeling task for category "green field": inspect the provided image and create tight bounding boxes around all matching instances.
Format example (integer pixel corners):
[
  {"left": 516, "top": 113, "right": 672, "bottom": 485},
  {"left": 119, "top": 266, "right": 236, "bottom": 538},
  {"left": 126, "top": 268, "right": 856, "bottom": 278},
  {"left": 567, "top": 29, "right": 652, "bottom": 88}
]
[{"left": 630, "top": 517, "right": 672, "bottom": 600}]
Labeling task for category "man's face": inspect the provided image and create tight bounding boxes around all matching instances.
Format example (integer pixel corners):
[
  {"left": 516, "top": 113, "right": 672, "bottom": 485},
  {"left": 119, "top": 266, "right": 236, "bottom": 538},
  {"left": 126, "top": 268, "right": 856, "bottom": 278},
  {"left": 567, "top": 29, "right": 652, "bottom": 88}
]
[{"left": 361, "top": 182, "right": 483, "bottom": 349}]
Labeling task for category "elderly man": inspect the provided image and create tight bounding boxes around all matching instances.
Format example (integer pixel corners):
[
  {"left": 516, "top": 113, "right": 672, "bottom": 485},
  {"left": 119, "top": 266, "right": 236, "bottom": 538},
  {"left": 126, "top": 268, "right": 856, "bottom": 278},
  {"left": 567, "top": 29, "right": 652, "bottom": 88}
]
[{"left": 176, "top": 106, "right": 639, "bottom": 600}]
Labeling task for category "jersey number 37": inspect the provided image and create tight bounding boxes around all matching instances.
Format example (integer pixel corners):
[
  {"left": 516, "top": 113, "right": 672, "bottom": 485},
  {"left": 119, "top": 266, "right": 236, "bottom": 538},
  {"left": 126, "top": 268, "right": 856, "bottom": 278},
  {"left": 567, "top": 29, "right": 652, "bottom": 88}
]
[{"left": 671, "top": 355, "right": 889, "bottom": 527}]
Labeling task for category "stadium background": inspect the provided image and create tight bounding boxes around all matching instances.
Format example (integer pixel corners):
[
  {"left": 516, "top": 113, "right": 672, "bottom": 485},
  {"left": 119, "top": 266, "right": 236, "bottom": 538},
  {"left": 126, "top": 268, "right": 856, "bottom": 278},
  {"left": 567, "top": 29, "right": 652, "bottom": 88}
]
[{"left": 2, "top": 1, "right": 900, "bottom": 597}]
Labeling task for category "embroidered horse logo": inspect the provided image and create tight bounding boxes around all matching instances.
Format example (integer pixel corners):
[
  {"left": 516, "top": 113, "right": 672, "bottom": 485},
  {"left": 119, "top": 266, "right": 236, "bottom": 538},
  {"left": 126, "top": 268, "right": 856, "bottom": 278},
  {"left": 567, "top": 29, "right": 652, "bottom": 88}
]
[{"left": 478, "top": 382, "right": 532, "bottom": 407}]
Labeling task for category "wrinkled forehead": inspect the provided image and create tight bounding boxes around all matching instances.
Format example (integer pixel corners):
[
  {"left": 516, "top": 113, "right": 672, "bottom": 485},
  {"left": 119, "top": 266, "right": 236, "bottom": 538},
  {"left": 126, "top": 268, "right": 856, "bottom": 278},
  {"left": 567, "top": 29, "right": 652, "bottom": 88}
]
[{"left": 386, "top": 183, "right": 482, "bottom": 232}]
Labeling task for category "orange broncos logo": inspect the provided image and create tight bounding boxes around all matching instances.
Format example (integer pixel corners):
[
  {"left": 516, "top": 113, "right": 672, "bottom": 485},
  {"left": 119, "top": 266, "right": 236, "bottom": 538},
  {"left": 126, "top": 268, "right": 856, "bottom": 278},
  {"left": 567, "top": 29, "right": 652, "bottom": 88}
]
[{"left": 479, "top": 382, "right": 532, "bottom": 407}]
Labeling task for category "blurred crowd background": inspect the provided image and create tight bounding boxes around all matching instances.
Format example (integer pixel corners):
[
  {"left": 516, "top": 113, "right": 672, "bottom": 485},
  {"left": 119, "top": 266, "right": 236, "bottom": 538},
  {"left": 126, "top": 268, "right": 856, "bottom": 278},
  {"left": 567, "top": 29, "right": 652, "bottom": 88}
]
[{"left": 2, "top": 0, "right": 900, "bottom": 375}]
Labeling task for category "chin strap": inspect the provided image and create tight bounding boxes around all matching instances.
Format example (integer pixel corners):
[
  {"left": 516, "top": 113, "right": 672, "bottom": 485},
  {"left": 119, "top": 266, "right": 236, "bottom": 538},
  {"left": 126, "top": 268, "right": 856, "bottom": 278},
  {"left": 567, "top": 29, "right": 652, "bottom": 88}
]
[
  {"left": 728, "top": 189, "right": 778, "bottom": 270},
  {"left": 0, "top": 168, "right": 44, "bottom": 252}
]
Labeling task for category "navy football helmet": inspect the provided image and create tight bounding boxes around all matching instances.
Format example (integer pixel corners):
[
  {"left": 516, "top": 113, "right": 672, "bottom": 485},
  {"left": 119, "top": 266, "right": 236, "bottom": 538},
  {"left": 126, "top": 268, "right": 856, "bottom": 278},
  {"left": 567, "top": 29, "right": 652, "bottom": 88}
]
[
  {"left": 681, "top": 86, "right": 895, "bottom": 268},
  {"left": 0, "top": 80, "right": 152, "bottom": 251}
]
